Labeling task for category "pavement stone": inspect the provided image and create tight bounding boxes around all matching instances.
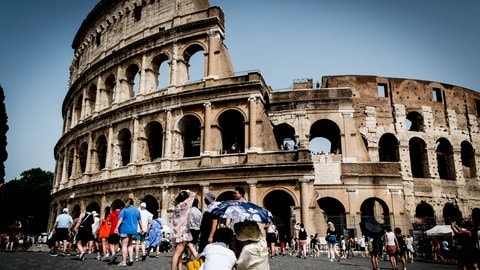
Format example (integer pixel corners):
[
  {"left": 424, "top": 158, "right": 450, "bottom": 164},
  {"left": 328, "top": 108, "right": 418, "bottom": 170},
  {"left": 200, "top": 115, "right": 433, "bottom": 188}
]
[{"left": 0, "top": 250, "right": 458, "bottom": 270}]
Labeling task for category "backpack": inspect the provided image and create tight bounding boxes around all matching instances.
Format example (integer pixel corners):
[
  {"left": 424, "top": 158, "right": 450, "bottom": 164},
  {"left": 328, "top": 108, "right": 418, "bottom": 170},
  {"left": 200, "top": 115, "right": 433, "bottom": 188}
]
[
  {"left": 299, "top": 228, "right": 307, "bottom": 240},
  {"left": 80, "top": 212, "right": 94, "bottom": 228}
]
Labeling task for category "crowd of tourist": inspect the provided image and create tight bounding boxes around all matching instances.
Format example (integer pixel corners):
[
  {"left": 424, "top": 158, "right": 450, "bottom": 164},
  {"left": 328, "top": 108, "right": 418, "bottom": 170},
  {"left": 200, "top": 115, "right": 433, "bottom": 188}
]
[{"left": 2, "top": 194, "right": 480, "bottom": 270}]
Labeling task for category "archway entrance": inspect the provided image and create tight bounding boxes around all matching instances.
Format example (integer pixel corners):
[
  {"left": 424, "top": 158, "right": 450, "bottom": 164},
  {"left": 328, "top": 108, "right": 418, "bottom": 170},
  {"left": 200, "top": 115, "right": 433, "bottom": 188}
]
[{"left": 263, "top": 190, "right": 295, "bottom": 241}]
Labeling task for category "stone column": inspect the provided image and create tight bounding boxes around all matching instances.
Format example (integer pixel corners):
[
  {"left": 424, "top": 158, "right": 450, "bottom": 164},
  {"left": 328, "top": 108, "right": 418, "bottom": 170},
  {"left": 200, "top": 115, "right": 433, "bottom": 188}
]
[
  {"left": 247, "top": 180, "right": 258, "bottom": 204},
  {"left": 203, "top": 102, "right": 212, "bottom": 153},
  {"left": 106, "top": 125, "right": 114, "bottom": 169},
  {"left": 200, "top": 182, "right": 210, "bottom": 211},
  {"left": 139, "top": 55, "right": 147, "bottom": 95},
  {"left": 164, "top": 109, "right": 172, "bottom": 159},
  {"left": 248, "top": 97, "right": 257, "bottom": 151},
  {"left": 299, "top": 177, "right": 314, "bottom": 231},
  {"left": 85, "top": 133, "right": 93, "bottom": 174},
  {"left": 131, "top": 116, "right": 139, "bottom": 164}
]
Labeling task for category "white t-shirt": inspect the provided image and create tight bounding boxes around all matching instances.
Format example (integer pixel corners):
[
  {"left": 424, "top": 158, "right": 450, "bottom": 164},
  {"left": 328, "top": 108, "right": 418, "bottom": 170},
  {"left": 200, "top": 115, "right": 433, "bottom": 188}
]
[
  {"left": 138, "top": 208, "right": 153, "bottom": 232},
  {"left": 385, "top": 231, "right": 396, "bottom": 246},
  {"left": 199, "top": 242, "right": 236, "bottom": 270}
]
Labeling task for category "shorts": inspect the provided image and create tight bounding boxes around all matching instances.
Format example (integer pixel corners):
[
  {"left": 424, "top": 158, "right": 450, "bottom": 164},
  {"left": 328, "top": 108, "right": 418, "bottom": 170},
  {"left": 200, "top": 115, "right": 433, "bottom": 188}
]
[
  {"left": 266, "top": 233, "right": 277, "bottom": 244},
  {"left": 134, "top": 232, "right": 146, "bottom": 241},
  {"left": 54, "top": 228, "right": 69, "bottom": 242},
  {"left": 107, "top": 233, "right": 120, "bottom": 244},
  {"left": 189, "top": 230, "right": 200, "bottom": 245}
]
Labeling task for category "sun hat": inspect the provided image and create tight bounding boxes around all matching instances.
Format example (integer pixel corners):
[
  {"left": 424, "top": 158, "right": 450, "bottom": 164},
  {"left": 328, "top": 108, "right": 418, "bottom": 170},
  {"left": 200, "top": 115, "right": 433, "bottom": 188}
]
[
  {"left": 204, "top": 192, "right": 216, "bottom": 204},
  {"left": 234, "top": 221, "right": 263, "bottom": 242}
]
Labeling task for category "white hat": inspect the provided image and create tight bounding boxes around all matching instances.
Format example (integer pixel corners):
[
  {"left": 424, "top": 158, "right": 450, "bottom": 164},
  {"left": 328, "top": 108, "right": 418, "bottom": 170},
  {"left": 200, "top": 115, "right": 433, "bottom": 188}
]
[
  {"left": 140, "top": 202, "right": 147, "bottom": 208},
  {"left": 92, "top": 211, "right": 99, "bottom": 216},
  {"left": 62, "top": 208, "right": 68, "bottom": 213}
]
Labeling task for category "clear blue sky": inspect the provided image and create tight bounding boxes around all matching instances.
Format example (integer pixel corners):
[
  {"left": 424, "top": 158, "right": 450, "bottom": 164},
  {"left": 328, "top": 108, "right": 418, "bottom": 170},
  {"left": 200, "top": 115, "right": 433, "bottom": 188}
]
[{"left": 0, "top": 1, "right": 479, "bottom": 181}]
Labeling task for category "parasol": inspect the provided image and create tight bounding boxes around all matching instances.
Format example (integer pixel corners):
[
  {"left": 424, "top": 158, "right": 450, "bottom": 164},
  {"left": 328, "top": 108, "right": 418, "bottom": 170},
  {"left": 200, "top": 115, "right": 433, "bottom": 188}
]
[{"left": 210, "top": 200, "right": 274, "bottom": 224}]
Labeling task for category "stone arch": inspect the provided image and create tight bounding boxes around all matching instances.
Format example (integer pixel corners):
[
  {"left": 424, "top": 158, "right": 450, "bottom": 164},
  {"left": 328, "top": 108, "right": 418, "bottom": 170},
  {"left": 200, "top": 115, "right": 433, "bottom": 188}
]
[
  {"left": 415, "top": 201, "right": 436, "bottom": 226},
  {"left": 140, "top": 194, "right": 161, "bottom": 218},
  {"left": 118, "top": 128, "right": 132, "bottom": 166},
  {"left": 263, "top": 189, "right": 296, "bottom": 240},
  {"left": 151, "top": 52, "right": 170, "bottom": 90},
  {"left": 178, "top": 114, "right": 202, "bottom": 157},
  {"left": 216, "top": 189, "right": 235, "bottom": 201},
  {"left": 409, "top": 137, "right": 430, "bottom": 178},
  {"left": 443, "top": 202, "right": 463, "bottom": 224},
  {"left": 105, "top": 74, "right": 116, "bottom": 105},
  {"left": 360, "top": 197, "right": 390, "bottom": 226},
  {"left": 86, "top": 201, "right": 101, "bottom": 214},
  {"left": 461, "top": 140, "right": 476, "bottom": 178},
  {"left": 436, "top": 138, "right": 455, "bottom": 180},
  {"left": 72, "top": 204, "right": 82, "bottom": 219},
  {"left": 145, "top": 121, "right": 164, "bottom": 161},
  {"left": 378, "top": 133, "right": 400, "bottom": 162},
  {"left": 218, "top": 109, "right": 246, "bottom": 154},
  {"left": 310, "top": 119, "right": 341, "bottom": 154},
  {"left": 110, "top": 199, "right": 125, "bottom": 211},
  {"left": 96, "top": 135, "right": 108, "bottom": 171},
  {"left": 183, "top": 42, "right": 206, "bottom": 82},
  {"left": 86, "top": 84, "right": 97, "bottom": 116},
  {"left": 78, "top": 141, "right": 88, "bottom": 173},
  {"left": 317, "top": 197, "right": 347, "bottom": 234},
  {"left": 273, "top": 123, "right": 296, "bottom": 150},
  {"left": 67, "top": 147, "right": 74, "bottom": 178},
  {"left": 75, "top": 94, "right": 83, "bottom": 124},
  {"left": 125, "top": 63, "right": 140, "bottom": 97},
  {"left": 406, "top": 111, "right": 425, "bottom": 132}
]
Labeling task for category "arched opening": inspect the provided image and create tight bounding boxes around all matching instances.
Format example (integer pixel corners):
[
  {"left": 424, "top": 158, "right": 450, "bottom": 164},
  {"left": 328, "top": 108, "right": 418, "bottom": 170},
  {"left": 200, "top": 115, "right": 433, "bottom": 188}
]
[
  {"left": 96, "top": 135, "right": 107, "bottom": 170},
  {"left": 273, "top": 123, "right": 296, "bottom": 150},
  {"left": 406, "top": 111, "right": 425, "bottom": 132},
  {"left": 110, "top": 199, "right": 125, "bottom": 211},
  {"left": 415, "top": 201, "right": 436, "bottom": 226},
  {"left": 217, "top": 190, "right": 235, "bottom": 201},
  {"left": 125, "top": 64, "right": 140, "bottom": 97},
  {"left": 409, "top": 137, "right": 429, "bottom": 178},
  {"left": 263, "top": 190, "right": 295, "bottom": 240},
  {"left": 75, "top": 95, "right": 83, "bottom": 124},
  {"left": 317, "top": 197, "right": 347, "bottom": 235},
  {"left": 78, "top": 142, "right": 88, "bottom": 173},
  {"left": 145, "top": 121, "right": 164, "bottom": 161},
  {"left": 436, "top": 138, "right": 455, "bottom": 180},
  {"left": 87, "top": 84, "right": 97, "bottom": 116},
  {"left": 105, "top": 74, "right": 116, "bottom": 105},
  {"left": 310, "top": 119, "right": 341, "bottom": 154},
  {"left": 461, "top": 141, "right": 476, "bottom": 178},
  {"left": 152, "top": 53, "right": 169, "bottom": 90},
  {"left": 379, "top": 133, "right": 400, "bottom": 162},
  {"left": 118, "top": 128, "right": 132, "bottom": 166},
  {"left": 218, "top": 110, "right": 245, "bottom": 154},
  {"left": 86, "top": 201, "right": 101, "bottom": 214},
  {"left": 443, "top": 203, "right": 463, "bottom": 224},
  {"left": 140, "top": 194, "right": 160, "bottom": 218},
  {"left": 178, "top": 115, "right": 201, "bottom": 157},
  {"left": 184, "top": 44, "right": 205, "bottom": 82},
  {"left": 67, "top": 148, "right": 74, "bottom": 178},
  {"left": 360, "top": 198, "right": 390, "bottom": 226}
]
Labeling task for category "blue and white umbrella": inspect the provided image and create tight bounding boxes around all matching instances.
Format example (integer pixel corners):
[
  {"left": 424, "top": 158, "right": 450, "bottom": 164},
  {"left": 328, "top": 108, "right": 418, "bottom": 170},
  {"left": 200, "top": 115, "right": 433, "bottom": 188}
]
[{"left": 210, "top": 200, "right": 274, "bottom": 224}]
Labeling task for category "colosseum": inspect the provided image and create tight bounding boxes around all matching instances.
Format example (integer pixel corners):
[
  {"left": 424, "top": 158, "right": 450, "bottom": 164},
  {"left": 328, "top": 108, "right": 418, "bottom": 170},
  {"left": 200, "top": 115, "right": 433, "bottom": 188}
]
[{"left": 49, "top": 0, "right": 480, "bottom": 242}]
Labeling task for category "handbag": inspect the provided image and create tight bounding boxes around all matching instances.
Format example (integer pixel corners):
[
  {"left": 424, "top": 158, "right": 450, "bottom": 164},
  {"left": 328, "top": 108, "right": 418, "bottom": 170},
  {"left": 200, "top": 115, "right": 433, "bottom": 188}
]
[{"left": 186, "top": 257, "right": 204, "bottom": 270}]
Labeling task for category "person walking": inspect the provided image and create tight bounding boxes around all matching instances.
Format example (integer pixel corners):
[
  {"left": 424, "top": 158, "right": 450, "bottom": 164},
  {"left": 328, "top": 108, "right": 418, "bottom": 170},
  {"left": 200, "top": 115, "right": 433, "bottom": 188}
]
[
  {"left": 186, "top": 198, "right": 202, "bottom": 260},
  {"left": 170, "top": 190, "right": 196, "bottom": 270},
  {"left": 234, "top": 221, "right": 270, "bottom": 270},
  {"left": 97, "top": 207, "right": 111, "bottom": 260},
  {"left": 394, "top": 227, "right": 407, "bottom": 270},
  {"left": 73, "top": 210, "right": 94, "bottom": 261},
  {"left": 404, "top": 234, "right": 414, "bottom": 263},
  {"left": 50, "top": 208, "right": 74, "bottom": 257},
  {"left": 198, "top": 192, "right": 217, "bottom": 253},
  {"left": 145, "top": 212, "right": 162, "bottom": 257},
  {"left": 297, "top": 223, "right": 308, "bottom": 259},
  {"left": 384, "top": 226, "right": 399, "bottom": 270},
  {"left": 198, "top": 228, "right": 236, "bottom": 270},
  {"left": 265, "top": 222, "right": 278, "bottom": 258},
  {"left": 134, "top": 202, "right": 153, "bottom": 261},
  {"left": 326, "top": 221, "right": 339, "bottom": 262},
  {"left": 114, "top": 198, "right": 144, "bottom": 267},
  {"left": 105, "top": 207, "right": 121, "bottom": 263}
]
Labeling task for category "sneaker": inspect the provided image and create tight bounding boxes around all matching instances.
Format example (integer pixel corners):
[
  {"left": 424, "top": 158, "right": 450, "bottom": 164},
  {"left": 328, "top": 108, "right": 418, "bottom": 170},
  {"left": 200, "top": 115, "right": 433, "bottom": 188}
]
[
  {"left": 79, "top": 252, "right": 86, "bottom": 261},
  {"left": 118, "top": 262, "right": 127, "bottom": 267},
  {"left": 50, "top": 252, "right": 58, "bottom": 257},
  {"left": 110, "top": 255, "right": 118, "bottom": 264},
  {"left": 134, "top": 257, "right": 139, "bottom": 262},
  {"left": 142, "top": 254, "right": 147, "bottom": 261},
  {"left": 127, "top": 260, "right": 134, "bottom": 266},
  {"left": 155, "top": 253, "right": 160, "bottom": 258},
  {"left": 64, "top": 253, "right": 71, "bottom": 257}
]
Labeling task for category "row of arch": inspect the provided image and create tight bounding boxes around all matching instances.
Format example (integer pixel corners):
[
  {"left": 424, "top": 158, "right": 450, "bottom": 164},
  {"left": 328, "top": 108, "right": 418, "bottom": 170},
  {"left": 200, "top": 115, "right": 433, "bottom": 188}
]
[{"left": 65, "top": 42, "right": 206, "bottom": 133}]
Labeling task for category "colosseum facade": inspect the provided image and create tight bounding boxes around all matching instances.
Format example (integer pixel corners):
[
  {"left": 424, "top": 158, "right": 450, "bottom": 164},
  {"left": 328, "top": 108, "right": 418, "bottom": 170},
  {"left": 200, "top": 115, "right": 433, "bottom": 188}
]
[{"left": 50, "top": 0, "right": 480, "bottom": 240}]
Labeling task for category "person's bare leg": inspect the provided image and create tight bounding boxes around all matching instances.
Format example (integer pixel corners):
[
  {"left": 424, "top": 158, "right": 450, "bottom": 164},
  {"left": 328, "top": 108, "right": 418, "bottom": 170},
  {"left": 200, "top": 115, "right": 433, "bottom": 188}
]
[{"left": 171, "top": 241, "right": 185, "bottom": 270}]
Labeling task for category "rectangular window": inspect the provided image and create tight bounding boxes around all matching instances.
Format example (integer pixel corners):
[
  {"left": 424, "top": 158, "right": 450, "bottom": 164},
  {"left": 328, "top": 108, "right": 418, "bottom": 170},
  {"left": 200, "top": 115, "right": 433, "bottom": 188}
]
[
  {"left": 432, "top": 88, "right": 443, "bottom": 102},
  {"left": 476, "top": 99, "right": 480, "bottom": 117},
  {"left": 377, "top": 83, "right": 388, "bottom": 98},
  {"left": 95, "top": 33, "right": 101, "bottom": 47}
]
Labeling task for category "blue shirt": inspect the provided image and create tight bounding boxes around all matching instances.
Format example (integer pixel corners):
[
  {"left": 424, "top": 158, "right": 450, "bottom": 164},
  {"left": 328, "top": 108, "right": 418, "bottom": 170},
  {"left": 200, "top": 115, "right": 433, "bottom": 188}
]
[{"left": 118, "top": 206, "right": 141, "bottom": 235}]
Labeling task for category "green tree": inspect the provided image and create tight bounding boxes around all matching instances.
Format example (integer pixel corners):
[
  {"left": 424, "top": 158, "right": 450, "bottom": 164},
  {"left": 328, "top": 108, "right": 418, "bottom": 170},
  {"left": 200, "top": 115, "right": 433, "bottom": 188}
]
[
  {"left": 0, "top": 168, "right": 52, "bottom": 233},
  {"left": 0, "top": 85, "right": 8, "bottom": 183}
]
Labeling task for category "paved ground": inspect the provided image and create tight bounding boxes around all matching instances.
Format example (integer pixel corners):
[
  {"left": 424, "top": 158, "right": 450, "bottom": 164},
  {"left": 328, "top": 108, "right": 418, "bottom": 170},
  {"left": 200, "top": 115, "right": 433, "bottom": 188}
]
[{"left": 0, "top": 250, "right": 458, "bottom": 270}]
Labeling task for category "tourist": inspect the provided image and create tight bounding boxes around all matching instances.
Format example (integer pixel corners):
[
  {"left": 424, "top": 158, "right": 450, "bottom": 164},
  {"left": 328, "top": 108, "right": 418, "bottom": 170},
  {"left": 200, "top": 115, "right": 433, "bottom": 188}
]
[
  {"left": 170, "top": 190, "right": 196, "bottom": 270},
  {"left": 384, "top": 226, "right": 398, "bottom": 270},
  {"left": 326, "top": 221, "right": 339, "bottom": 262},
  {"left": 234, "top": 221, "right": 269, "bottom": 270},
  {"left": 50, "top": 209, "right": 73, "bottom": 256},
  {"left": 198, "top": 192, "right": 217, "bottom": 253},
  {"left": 114, "top": 198, "right": 143, "bottom": 267},
  {"left": 297, "top": 223, "right": 308, "bottom": 259},
  {"left": 134, "top": 202, "right": 153, "bottom": 261},
  {"left": 198, "top": 228, "right": 236, "bottom": 270}
]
